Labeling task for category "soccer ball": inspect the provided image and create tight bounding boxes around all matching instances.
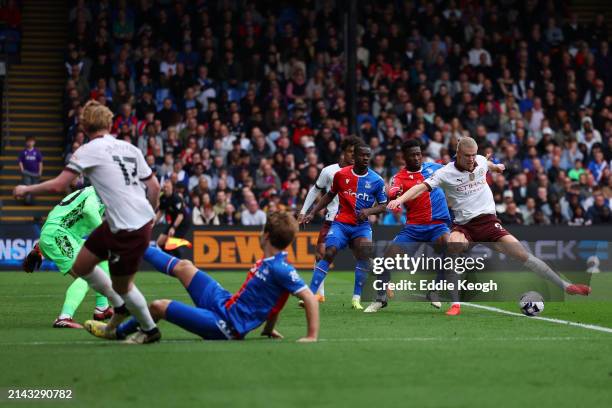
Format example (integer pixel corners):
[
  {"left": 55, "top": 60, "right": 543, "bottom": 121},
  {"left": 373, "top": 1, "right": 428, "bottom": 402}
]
[{"left": 519, "top": 291, "right": 544, "bottom": 316}]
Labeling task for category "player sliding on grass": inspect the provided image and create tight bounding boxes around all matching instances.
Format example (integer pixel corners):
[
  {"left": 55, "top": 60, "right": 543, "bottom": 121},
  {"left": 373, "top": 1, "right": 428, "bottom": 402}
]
[
  {"left": 14, "top": 100, "right": 162, "bottom": 344},
  {"left": 22, "top": 186, "right": 113, "bottom": 328},
  {"left": 302, "top": 144, "right": 388, "bottom": 310},
  {"left": 387, "top": 137, "right": 591, "bottom": 315},
  {"left": 298, "top": 135, "right": 362, "bottom": 302},
  {"left": 86, "top": 212, "right": 319, "bottom": 342},
  {"left": 364, "top": 139, "right": 459, "bottom": 315}
]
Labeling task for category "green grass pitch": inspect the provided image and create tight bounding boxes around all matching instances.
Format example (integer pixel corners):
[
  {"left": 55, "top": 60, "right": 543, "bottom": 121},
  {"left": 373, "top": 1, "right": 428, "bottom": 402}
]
[{"left": 1, "top": 271, "right": 612, "bottom": 408}]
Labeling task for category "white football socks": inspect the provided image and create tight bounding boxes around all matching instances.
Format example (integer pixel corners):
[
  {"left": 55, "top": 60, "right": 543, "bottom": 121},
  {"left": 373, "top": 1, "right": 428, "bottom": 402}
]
[
  {"left": 80, "top": 266, "right": 124, "bottom": 308},
  {"left": 524, "top": 254, "right": 570, "bottom": 289},
  {"left": 317, "top": 281, "right": 325, "bottom": 297},
  {"left": 121, "top": 285, "right": 156, "bottom": 332}
]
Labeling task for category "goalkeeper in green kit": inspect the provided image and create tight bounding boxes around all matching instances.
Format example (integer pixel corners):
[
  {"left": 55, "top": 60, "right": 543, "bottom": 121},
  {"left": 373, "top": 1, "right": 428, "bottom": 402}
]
[{"left": 23, "top": 186, "right": 114, "bottom": 328}]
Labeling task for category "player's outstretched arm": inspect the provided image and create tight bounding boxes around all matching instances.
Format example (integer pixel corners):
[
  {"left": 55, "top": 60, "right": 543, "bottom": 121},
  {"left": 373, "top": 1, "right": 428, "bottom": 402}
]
[
  {"left": 298, "top": 185, "right": 322, "bottom": 224},
  {"left": 387, "top": 183, "right": 428, "bottom": 210},
  {"left": 484, "top": 152, "right": 505, "bottom": 173},
  {"left": 487, "top": 161, "right": 505, "bottom": 173},
  {"left": 303, "top": 191, "right": 336, "bottom": 224},
  {"left": 13, "top": 169, "right": 77, "bottom": 198},
  {"left": 295, "top": 288, "right": 319, "bottom": 342}
]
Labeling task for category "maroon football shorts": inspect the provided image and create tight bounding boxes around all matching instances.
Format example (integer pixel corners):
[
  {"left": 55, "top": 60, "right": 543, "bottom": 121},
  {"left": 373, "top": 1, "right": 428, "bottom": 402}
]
[
  {"left": 84, "top": 220, "right": 152, "bottom": 276},
  {"left": 451, "top": 214, "right": 510, "bottom": 242}
]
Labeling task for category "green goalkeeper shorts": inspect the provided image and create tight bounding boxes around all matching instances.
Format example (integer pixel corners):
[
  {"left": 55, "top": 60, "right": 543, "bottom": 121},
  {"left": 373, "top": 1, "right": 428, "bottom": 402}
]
[{"left": 38, "top": 225, "right": 109, "bottom": 275}]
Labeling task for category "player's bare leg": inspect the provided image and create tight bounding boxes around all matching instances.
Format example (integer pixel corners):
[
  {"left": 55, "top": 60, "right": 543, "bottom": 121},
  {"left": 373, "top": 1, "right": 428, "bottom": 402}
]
[
  {"left": 444, "top": 231, "right": 468, "bottom": 316},
  {"left": 89, "top": 248, "right": 192, "bottom": 342},
  {"left": 493, "top": 235, "right": 591, "bottom": 296},
  {"left": 170, "top": 259, "right": 200, "bottom": 288},
  {"left": 149, "top": 299, "right": 171, "bottom": 321},
  {"left": 75, "top": 245, "right": 160, "bottom": 343},
  {"left": 72, "top": 246, "right": 126, "bottom": 327}
]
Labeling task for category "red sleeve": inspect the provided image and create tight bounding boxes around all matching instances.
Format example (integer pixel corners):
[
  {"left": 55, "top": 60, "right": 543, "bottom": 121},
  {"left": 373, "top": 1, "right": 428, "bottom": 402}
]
[{"left": 330, "top": 171, "right": 340, "bottom": 194}]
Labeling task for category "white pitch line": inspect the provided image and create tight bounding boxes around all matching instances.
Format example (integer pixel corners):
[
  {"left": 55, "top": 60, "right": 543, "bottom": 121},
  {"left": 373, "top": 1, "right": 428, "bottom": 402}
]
[{"left": 463, "top": 302, "right": 612, "bottom": 334}]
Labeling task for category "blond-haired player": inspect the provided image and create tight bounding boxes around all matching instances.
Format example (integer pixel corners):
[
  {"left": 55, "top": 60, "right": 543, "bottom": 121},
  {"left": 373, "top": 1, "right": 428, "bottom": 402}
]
[
  {"left": 88, "top": 212, "right": 320, "bottom": 342},
  {"left": 387, "top": 137, "right": 590, "bottom": 315},
  {"left": 14, "top": 100, "right": 162, "bottom": 344}
]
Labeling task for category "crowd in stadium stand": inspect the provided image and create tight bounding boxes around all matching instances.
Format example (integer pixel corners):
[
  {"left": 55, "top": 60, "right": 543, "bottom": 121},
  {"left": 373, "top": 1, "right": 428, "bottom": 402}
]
[{"left": 62, "top": 0, "right": 611, "bottom": 227}]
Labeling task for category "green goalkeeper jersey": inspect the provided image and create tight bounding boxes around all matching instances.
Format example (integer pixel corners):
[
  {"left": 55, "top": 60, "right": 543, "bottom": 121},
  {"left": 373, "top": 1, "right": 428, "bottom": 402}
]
[{"left": 43, "top": 186, "right": 105, "bottom": 238}]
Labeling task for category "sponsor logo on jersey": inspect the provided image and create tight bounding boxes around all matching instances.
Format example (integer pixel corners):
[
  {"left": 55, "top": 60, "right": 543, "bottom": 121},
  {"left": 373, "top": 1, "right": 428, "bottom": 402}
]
[
  {"left": 456, "top": 179, "right": 487, "bottom": 192},
  {"left": 344, "top": 189, "right": 371, "bottom": 201}
]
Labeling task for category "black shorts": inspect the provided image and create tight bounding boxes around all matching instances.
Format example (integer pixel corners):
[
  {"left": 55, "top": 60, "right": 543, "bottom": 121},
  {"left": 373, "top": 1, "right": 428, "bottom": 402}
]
[{"left": 84, "top": 220, "right": 152, "bottom": 276}]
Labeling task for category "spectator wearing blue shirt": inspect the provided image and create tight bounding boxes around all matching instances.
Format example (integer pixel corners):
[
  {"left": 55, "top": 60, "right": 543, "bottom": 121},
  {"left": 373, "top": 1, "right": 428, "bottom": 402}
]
[{"left": 587, "top": 149, "right": 608, "bottom": 183}]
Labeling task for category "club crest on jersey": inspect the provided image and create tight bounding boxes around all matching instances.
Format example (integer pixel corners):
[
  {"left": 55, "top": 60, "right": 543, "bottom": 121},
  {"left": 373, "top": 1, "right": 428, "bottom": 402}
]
[
  {"left": 365, "top": 181, "right": 371, "bottom": 189},
  {"left": 409, "top": 174, "right": 414, "bottom": 179},
  {"left": 345, "top": 178, "right": 350, "bottom": 184}
]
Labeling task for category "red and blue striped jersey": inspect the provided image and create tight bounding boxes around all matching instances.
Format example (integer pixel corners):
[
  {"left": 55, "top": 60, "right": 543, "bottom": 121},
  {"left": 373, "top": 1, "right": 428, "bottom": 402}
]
[
  {"left": 331, "top": 166, "right": 387, "bottom": 225},
  {"left": 390, "top": 162, "right": 450, "bottom": 224},
  {"left": 224, "top": 252, "right": 307, "bottom": 336}
]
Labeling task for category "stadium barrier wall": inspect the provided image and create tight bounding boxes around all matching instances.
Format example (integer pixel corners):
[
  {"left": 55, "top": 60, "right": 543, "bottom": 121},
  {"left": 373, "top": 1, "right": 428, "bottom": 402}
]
[{"left": 0, "top": 224, "right": 609, "bottom": 271}]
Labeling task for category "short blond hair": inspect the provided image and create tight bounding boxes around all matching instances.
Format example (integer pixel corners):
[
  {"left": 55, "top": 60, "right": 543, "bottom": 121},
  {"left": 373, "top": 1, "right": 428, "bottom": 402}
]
[
  {"left": 81, "top": 100, "right": 114, "bottom": 134},
  {"left": 457, "top": 136, "right": 478, "bottom": 152},
  {"left": 264, "top": 212, "right": 299, "bottom": 249}
]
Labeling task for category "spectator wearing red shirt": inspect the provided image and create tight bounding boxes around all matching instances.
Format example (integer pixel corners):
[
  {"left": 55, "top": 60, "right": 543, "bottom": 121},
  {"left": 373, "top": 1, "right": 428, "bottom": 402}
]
[
  {"left": 368, "top": 53, "right": 393, "bottom": 79},
  {"left": 292, "top": 116, "right": 314, "bottom": 145}
]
